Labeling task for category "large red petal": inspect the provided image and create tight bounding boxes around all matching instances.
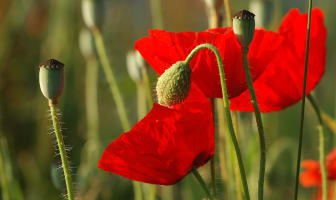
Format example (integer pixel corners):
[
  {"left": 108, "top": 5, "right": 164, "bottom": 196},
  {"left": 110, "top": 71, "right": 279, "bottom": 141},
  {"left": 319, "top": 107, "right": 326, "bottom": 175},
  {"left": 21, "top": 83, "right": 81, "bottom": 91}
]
[
  {"left": 98, "top": 85, "right": 214, "bottom": 185},
  {"left": 230, "top": 8, "right": 326, "bottom": 112},
  {"left": 135, "top": 28, "right": 283, "bottom": 99}
]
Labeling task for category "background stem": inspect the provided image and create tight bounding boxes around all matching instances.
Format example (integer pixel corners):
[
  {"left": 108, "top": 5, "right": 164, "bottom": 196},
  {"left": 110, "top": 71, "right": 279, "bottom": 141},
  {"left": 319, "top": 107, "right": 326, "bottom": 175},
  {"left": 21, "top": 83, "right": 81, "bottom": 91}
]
[
  {"left": 92, "top": 28, "right": 130, "bottom": 131},
  {"left": 308, "top": 94, "right": 327, "bottom": 200},
  {"left": 294, "top": 0, "right": 313, "bottom": 198},
  {"left": 192, "top": 169, "right": 214, "bottom": 200}
]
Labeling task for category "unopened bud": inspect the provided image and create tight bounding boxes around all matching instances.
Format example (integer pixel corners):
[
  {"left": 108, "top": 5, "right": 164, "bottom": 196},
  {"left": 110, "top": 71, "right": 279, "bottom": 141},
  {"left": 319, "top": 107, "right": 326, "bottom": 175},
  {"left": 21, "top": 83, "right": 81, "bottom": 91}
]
[
  {"left": 126, "top": 51, "right": 145, "bottom": 82},
  {"left": 232, "top": 10, "right": 255, "bottom": 48},
  {"left": 79, "top": 28, "right": 96, "bottom": 58},
  {"left": 156, "top": 61, "right": 191, "bottom": 107},
  {"left": 39, "top": 59, "right": 65, "bottom": 104},
  {"left": 81, "top": 0, "right": 105, "bottom": 30}
]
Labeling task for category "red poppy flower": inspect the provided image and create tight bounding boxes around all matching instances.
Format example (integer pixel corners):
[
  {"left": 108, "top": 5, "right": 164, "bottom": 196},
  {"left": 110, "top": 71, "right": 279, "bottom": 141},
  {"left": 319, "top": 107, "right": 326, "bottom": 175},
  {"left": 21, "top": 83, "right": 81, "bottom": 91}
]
[
  {"left": 230, "top": 8, "right": 326, "bottom": 112},
  {"left": 98, "top": 85, "right": 214, "bottom": 185},
  {"left": 300, "top": 148, "right": 336, "bottom": 199},
  {"left": 135, "top": 24, "right": 285, "bottom": 99}
]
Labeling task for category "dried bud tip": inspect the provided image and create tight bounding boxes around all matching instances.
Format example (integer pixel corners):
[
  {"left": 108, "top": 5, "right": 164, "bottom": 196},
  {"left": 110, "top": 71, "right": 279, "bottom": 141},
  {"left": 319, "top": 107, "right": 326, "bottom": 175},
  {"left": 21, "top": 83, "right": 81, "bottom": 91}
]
[
  {"left": 233, "top": 10, "right": 255, "bottom": 20},
  {"left": 39, "top": 59, "right": 64, "bottom": 69}
]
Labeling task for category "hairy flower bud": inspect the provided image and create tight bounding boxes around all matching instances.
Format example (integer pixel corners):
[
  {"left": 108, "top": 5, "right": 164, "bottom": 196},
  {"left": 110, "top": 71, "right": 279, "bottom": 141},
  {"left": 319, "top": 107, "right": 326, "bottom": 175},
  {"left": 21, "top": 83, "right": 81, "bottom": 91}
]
[
  {"left": 39, "top": 59, "right": 65, "bottom": 104},
  {"left": 232, "top": 10, "right": 255, "bottom": 48},
  {"left": 156, "top": 61, "right": 191, "bottom": 107},
  {"left": 81, "top": 0, "right": 105, "bottom": 30}
]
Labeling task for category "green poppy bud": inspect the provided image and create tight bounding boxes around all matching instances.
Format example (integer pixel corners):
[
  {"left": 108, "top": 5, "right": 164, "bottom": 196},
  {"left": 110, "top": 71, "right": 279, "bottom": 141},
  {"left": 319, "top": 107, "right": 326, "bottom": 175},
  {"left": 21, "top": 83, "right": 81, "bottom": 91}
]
[
  {"left": 232, "top": 10, "right": 255, "bottom": 48},
  {"left": 79, "top": 28, "right": 96, "bottom": 58},
  {"left": 81, "top": 0, "right": 105, "bottom": 30},
  {"left": 126, "top": 51, "right": 145, "bottom": 82},
  {"left": 39, "top": 59, "right": 65, "bottom": 104},
  {"left": 156, "top": 61, "right": 191, "bottom": 107}
]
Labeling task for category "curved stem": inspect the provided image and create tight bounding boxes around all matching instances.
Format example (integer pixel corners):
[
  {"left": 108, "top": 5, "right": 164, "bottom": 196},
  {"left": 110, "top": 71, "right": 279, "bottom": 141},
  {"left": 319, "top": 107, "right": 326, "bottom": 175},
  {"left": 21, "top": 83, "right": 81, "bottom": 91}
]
[
  {"left": 308, "top": 94, "right": 327, "bottom": 200},
  {"left": 294, "top": 0, "right": 313, "bottom": 199},
  {"left": 192, "top": 169, "right": 214, "bottom": 200},
  {"left": 48, "top": 100, "right": 74, "bottom": 200},
  {"left": 241, "top": 47, "right": 266, "bottom": 200},
  {"left": 92, "top": 28, "right": 130, "bottom": 131},
  {"left": 185, "top": 43, "right": 250, "bottom": 200}
]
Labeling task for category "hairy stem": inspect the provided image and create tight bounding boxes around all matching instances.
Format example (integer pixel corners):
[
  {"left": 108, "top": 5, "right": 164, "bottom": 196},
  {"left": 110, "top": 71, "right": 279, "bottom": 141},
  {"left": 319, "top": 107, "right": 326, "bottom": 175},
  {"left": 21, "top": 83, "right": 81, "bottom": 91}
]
[
  {"left": 185, "top": 43, "right": 250, "bottom": 200},
  {"left": 49, "top": 100, "right": 74, "bottom": 200},
  {"left": 294, "top": 0, "right": 313, "bottom": 198},
  {"left": 308, "top": 94, "right": 327, "bottom": 200}
]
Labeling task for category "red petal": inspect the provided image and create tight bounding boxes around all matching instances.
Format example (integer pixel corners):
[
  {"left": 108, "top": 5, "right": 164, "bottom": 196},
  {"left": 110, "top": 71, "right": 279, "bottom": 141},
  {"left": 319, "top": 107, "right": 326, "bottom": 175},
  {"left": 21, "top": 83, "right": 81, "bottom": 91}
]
[
  {"left": 230, "top": 8, "right": 326, "bottom": 112},
  {"left": 135, "top": 28, "right": 283, "bottom": 99},
  {"left": 300, "top": 160, "right": 321, "bottom": 187},
  {"left": 98, "top": 85, "right": 214, "bottom": 185}
]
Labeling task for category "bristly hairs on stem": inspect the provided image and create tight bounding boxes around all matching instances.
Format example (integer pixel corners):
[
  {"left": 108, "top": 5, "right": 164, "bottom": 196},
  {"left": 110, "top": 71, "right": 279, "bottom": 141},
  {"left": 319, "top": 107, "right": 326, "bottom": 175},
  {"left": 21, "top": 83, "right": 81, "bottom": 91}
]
[{"left": 294, "top": 0, "right": 313, "bottom": 199}]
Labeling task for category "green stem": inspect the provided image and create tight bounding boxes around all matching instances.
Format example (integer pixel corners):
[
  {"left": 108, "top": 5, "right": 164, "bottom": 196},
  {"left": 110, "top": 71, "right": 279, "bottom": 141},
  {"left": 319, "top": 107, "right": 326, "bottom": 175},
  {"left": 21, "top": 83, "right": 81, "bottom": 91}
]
[
  {"left": 241, "top": 47, "right": 266, "bottom": 200},
  {"left": 307, "top": 94, "right": 327, "bottom": 200},
  {"left": 185, "top": 43, "right": 250, "bottom": 200},
  {"left": 192, "top": 169, "right": 214, "bottom": 200},
  {"left": 92, "top": 28, "right": 130, "bottom": 131},
  {"left": 48, "top": 100, "right": 74, "bottom": 200},
  {"left": 141, "top": 67, "right": 154, "bottom": 108},
  {"left": 210, "top": 157, "right": 217, "bottom": 199},
  {"left": 149, "top": 0, "right": 164, "bottom": 29},
  {"left": 86, "top": 57, "right": 99, "bottom": 147},
  {"left": 91, "top": 28, "right": 144, "bottom": 200},
  {"left": 294, "top": 0, "right": 313, "bottom": 199}
]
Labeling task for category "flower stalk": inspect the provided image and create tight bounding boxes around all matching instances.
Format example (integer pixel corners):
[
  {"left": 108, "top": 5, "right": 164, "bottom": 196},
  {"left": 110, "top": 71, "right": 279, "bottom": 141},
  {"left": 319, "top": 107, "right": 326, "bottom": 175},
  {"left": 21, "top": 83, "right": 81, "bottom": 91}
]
[
  {"left": 49, "top": 100, "right": 74, "bottom": 200},
  {"left": 242, "top": 47, "right": 266, "bottom": 200},
  {"left": 185, "top": 43, "right": 250, "bottom": 200},
  {"left": 91, "top": 28, "right": 130, "bottom": 131},
  {"left": 307, "top": 94, "right": 327, "bottom": 200},
  {"left": 294, "top": 0, "right": 313, "bottom": 199}
]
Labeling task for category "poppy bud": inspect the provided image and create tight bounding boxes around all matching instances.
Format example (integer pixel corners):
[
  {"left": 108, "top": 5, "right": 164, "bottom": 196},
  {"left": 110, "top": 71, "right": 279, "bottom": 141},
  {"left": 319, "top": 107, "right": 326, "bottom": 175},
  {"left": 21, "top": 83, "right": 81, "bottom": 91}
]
[
  {"left": 156, "top": 61, "right": 191, "bottom": 107},
  {"left": 232, "top": 10, "right": 255, "bottom": 48},
  {"left": 39, "top": 59, "right": 65, "bottom": 104},
  {"left": 126, "top": 51, "right": 144, "bottom": 82},
  {"left": 79, "top": 28, "right": 96, "bottom": 58},
  {"left": 81, "top": 0, "right": 105, "bottom": 30}
]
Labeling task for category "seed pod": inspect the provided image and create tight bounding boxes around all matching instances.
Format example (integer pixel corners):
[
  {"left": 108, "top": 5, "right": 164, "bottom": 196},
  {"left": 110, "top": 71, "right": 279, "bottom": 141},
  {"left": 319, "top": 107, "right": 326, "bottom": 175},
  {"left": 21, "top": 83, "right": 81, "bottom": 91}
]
[
  {"left": 81, "top": 0, "right": 105, "bottom": 30},
  {"left": 156, "top": 61, "right": 191, "bottom": 107},
  {"left": 39, "top": 59, "right": 65, "bottom": 104},
  {"left": 232, "top": 10, "right": 255, "bottom": 48}
]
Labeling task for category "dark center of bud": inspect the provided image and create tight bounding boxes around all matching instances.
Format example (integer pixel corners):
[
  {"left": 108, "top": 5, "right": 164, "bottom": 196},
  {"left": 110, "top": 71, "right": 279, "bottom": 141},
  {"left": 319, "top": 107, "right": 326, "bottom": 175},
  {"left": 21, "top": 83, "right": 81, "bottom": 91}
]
[
  {"left": 233, "top": 10, "right": 255, "bottom": 20},
  {"left": 156, "top": 61, "right": 191, "bottom": 107}
]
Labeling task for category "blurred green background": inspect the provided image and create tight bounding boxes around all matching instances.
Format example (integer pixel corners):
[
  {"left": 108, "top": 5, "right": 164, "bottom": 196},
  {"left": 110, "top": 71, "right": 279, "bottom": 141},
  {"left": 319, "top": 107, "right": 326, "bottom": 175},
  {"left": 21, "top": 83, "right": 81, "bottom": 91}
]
[{"left": 0, "top": 0, "right": 335, "bottom": 199}]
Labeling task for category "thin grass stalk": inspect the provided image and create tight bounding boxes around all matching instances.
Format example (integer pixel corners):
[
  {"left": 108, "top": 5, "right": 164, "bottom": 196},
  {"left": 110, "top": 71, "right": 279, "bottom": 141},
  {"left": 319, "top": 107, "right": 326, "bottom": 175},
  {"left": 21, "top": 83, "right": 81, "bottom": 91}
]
[{"left": 294, "top": 0, "right": 313, "bottom": 198}]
